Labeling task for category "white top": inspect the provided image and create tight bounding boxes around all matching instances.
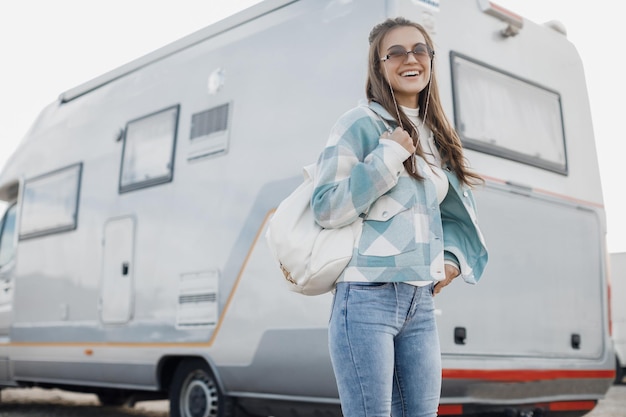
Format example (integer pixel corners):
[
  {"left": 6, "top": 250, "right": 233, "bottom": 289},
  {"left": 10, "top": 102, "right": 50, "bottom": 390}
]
[
  {"left": 401, "top": 106, "right": 451, "bottom": 287},
  {"left": 400, "top": 106, "right": 449, "bottom": 204}
]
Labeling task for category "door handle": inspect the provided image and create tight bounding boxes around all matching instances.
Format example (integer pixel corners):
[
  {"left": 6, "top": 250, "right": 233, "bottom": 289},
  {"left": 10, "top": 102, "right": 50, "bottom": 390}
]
[
  {"left": 454, "top": 327, "right": 467, "bottom": 345},
  {"left": 122, "top": 262, "right": 129, "bottom": 276}
]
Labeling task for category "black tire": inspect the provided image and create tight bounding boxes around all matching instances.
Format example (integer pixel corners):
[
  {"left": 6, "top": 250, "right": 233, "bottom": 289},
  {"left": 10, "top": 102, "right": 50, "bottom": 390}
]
[
  {"left": 169, "top": 358, "right": 234, "bottom": 417},
  {"left": 616, "top": 355, "right": 625, "bottom": 384}
]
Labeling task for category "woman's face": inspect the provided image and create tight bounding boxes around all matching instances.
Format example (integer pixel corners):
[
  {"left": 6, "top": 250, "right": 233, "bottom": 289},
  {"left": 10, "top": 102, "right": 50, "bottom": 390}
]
[{"left": 379, "top": 26, "right": 432, "bottom": 108}]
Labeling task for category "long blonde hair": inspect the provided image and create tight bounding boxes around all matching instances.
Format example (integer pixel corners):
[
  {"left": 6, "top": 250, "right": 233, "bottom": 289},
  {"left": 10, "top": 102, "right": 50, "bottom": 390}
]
[{"left": 366, "top": 17, "right": 481, "bottom": 186}]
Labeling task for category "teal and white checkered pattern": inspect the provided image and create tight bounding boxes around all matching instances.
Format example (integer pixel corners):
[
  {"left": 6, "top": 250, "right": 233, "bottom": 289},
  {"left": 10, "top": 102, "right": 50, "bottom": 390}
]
[{"left": 311, "top": 101, "right": 488, "bottom": 284}]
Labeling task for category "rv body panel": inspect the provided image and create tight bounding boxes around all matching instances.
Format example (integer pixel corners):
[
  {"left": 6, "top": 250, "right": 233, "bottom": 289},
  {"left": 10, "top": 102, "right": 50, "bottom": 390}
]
[{"left": 0, "top": 0, "right": 613, "bottom": 414}]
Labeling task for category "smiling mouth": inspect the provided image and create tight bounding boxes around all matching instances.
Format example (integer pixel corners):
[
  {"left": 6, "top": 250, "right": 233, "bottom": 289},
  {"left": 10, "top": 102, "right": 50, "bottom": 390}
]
[{"left": 401, "top": 70, "right": 420, "bottom": 77}]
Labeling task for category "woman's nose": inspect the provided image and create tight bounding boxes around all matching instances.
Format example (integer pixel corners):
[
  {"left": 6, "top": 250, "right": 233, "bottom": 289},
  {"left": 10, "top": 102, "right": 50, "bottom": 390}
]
[{"left": 405, "top": 52, "right": 419, "bottom": 63}]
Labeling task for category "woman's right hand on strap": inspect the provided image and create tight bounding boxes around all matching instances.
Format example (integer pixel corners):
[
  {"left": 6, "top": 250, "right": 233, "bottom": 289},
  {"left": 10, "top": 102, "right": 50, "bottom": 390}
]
[{"left": 380, "top": 127, "right": 416, "bottom": 155}]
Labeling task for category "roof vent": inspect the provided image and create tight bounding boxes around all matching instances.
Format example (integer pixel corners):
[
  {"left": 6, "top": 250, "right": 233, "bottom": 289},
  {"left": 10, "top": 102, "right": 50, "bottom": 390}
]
[{"left": 543, "top": 20, "right": 567, "bottom": 36}]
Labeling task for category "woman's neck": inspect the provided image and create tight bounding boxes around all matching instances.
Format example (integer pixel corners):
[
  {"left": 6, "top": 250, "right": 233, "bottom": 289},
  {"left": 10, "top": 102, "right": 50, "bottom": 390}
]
[{"left": 395, "top": 92, "right": 419, "bottom": 108}]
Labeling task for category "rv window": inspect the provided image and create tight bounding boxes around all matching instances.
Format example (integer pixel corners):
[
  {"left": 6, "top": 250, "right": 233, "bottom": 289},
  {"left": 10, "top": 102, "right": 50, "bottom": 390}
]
[
  {"left": 20, "top": 164, "right": 82, "bottom": 240},
  {"left": 187, "top": 103, "right": 230, "bottom": 160},
  {"left": 119, "top": 105, "right": 179, "bottom": 193},
  {"left": 451, "top": 53, "right": 567, "bottom": 174},
  {"left": 0, "top": 204, "right": 17, "bottom": 267}
]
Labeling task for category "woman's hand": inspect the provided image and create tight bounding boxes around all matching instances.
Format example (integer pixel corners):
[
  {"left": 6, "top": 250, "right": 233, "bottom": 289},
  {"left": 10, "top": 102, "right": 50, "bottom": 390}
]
[
  {"left": 381, "top": 127, "right": 415, "bottom": 154},
  {"left": 433, "top": 264, "right": 460, "bottom": 296}
]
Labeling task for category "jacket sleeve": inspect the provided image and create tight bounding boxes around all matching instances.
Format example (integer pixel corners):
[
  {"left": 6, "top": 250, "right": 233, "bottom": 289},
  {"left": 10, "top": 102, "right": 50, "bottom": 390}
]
[
  {"left": 311, "top": 109, "right": 410, "bottom": 229},
  {"left": 441, "top": 187, "right": 488, "bottom": 284}
]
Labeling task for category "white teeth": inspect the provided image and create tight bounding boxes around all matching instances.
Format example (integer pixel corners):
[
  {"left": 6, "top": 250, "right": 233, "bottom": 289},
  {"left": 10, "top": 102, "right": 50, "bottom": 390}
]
[{"left": 401, "top": 71, "right": 420, "bottom": 77}]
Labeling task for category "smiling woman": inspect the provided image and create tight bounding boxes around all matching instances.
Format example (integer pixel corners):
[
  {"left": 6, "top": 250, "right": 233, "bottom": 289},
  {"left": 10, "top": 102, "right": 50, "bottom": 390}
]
[{"left": 311, "top": 16, "right": 488, "bottom": 417}]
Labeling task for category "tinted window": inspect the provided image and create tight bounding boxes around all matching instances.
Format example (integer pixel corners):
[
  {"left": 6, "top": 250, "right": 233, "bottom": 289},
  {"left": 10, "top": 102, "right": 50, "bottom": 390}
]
[
  {"left": 451, "top": 53, "right": 567, "bottom": 174},
  {"left": 119, "top": 105, "right": 179, "bottom": 193},
  {"left": 20, "top": 164, "right": 82, "bottom": 239}
]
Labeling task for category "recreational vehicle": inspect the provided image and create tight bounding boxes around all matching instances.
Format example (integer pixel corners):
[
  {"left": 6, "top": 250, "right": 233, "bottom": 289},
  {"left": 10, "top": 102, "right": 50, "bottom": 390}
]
[{"left": 0, "top": 0, "right": 614, "bottom": 416}]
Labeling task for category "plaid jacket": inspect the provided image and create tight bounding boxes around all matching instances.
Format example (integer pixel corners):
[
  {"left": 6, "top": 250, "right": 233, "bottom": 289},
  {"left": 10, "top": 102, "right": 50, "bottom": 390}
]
[{"left": 311, "top": 101, "right": 488, "bottom": 284}]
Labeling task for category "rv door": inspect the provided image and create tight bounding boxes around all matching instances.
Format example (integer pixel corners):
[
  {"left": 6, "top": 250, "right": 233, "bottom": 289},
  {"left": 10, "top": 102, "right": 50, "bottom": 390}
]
[{"left": 100, "top": 216, "right": 136, "bottom": 324}]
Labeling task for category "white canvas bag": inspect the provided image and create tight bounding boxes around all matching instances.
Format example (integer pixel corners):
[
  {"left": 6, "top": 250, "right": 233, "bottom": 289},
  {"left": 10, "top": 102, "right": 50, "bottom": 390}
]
[{"left": 265, "top": 164, "right": 361, "bottom": 296}]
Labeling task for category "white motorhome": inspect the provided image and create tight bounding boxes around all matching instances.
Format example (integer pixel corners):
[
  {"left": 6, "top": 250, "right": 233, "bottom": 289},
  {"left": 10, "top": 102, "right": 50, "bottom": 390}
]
[
  {"left": 0, "top": 1, "right": 614, "bottom": 416},
  {"left": 612, "top": 252, "right": 626, "bottom": 384}
]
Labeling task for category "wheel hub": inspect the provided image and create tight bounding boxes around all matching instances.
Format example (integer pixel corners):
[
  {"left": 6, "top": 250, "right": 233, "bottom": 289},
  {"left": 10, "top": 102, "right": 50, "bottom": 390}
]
[{"left": 182, "top": 373, "right": 219, "bottom": 417}]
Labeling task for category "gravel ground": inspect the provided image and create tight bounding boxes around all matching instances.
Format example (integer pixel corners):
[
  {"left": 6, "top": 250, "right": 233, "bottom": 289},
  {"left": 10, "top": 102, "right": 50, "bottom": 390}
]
[{"left": 0, "top": 385, "right": 624, "bottom": 416}]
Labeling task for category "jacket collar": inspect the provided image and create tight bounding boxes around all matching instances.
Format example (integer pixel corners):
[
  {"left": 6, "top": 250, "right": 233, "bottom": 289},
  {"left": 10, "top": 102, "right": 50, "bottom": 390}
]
[{"left": 359, "top": 99, "right": 397, "bottom": 125}]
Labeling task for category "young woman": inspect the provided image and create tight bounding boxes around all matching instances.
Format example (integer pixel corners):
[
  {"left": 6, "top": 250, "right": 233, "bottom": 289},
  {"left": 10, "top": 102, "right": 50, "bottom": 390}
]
[{"left": 311, "top": 17, "right": 488, "bottom": 417}]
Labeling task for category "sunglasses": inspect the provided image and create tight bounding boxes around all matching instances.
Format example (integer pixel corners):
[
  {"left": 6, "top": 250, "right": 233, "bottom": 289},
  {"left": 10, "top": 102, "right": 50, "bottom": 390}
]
[{"left": 381, "top": 43, "right": 435, "bottom": 62}]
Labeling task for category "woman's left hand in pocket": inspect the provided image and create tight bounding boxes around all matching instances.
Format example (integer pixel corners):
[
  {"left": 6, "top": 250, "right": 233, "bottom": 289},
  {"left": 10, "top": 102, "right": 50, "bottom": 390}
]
[{"left": 433, "top": 264, "right": 460, "bottom": 296}]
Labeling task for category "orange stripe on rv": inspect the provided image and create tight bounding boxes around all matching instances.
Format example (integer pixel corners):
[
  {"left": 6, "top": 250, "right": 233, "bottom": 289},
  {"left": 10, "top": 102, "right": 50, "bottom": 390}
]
[
  {"left": 4, "top": 210, "right": 277, "bottom": 349},
  {"left": 443, "top": 368, "right": 615, "bottom": 381},
  {"left": 204, "top": 208, "right": 276, "bottom": 347}
]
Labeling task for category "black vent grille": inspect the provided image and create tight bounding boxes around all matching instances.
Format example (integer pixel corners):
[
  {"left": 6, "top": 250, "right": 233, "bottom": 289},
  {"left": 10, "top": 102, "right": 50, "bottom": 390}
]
[
  {"left": 179, "top": 293, "right": 217, "bottom": 304},
  {"left": 190, "top": 104, "right": 229, "bottom": 140}
]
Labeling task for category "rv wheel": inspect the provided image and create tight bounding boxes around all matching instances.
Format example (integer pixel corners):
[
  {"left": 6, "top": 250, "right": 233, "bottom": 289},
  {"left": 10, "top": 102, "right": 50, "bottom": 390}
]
[
  {"left": 170, "top": 359, "right": 234, "bottom": 417},
  {"left": 616, "top": 356, "right": 625, "bottom": 384}
]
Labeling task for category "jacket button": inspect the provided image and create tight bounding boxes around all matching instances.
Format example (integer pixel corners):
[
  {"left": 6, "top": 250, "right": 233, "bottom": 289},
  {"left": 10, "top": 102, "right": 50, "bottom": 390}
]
[
  {"left": 382, "top": 211, "right": 388, "bottom": 218},
  {"left": 463, "top": 191, "right": 469, "bottom": 197}
]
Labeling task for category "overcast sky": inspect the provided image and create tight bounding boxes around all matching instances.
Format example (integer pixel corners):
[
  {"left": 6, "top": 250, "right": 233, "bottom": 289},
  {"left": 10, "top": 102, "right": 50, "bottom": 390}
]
[{"left": 0, "top": 0, "right": 624, "bottom": 253}]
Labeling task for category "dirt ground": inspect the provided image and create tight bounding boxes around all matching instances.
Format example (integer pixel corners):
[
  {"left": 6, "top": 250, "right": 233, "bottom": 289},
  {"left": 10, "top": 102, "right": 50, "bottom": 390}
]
[
  {"left": 0, "top": 385, "right": 624, "bottom": 416},
  {"left": 0, "top": 388, "right": 168, "bottom": 417}
]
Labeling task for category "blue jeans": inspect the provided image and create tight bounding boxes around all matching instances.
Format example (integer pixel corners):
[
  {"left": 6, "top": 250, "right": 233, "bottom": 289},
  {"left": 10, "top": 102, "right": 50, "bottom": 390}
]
[{"left": 329, "top": 282, "right": 441, "bottom": 417}]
